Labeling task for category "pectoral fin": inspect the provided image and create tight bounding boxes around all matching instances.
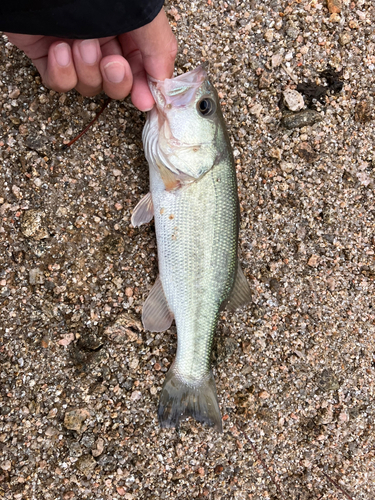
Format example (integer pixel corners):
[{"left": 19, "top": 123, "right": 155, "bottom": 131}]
[
  {"left": 225, "top": 262, "right": 252, "bottom": 312},
  {"left": 142, "top": 276, "right": 174, "bottom": 332},
  {"left": 131, "top": 192, "right": 154, "bottom": 227},
  {"left": 156, "top": 159, "right": 195, "bottom": 191},
  {"left": 157, "top": 160, "right": 182, "bottom": 191}
]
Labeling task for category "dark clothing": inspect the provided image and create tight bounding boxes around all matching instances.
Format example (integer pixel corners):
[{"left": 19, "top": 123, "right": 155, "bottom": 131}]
[{"left": 0, "top": 0, "right": 164, "bottom": 38}]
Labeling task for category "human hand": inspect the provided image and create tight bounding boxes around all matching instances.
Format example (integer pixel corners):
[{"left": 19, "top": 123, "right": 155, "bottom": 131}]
[{"left": 5, "top": 9, "right": 177, "bottom": 111}]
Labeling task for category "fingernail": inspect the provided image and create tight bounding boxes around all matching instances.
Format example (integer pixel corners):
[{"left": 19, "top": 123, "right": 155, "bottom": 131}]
[
  {"left": 104, "top": 62, "right": 125, "bottom": 83},
  {"left": 54, "top": 43, "right": 71, "bottom": 67},
  {"left": 79, "top": 39, "right": 98, "bottom": 64}
]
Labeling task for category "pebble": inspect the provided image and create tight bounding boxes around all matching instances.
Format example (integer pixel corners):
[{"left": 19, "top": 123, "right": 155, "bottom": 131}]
[
  {"left": 1, "top": 460, "right": 12, "bottom": 471},
  {"left": 264, "top": 30, "right": 274, "bottom": 43},
  {"left": 20, "top": 209, "right": 49, "bottom": 240},
  {"left": 130, "top": 390, "right": 142, "bottom": 401},
  {"left": 92, "top": 438, "right": 105, "bottom": 458},
  {"left": 25, "top": 135, "right": 49, "bottom": 152},
  {"left": 63, "top": 409, "right": 90, "bottom": 432},
  {"left": 327, "top": 0, "right": 342, "bottom": 14},
  {"left": 283, "top": 89, "right": 305, "bottom": 112},
  {"left": 339, "top": 32, "right": 353, "bottom": 45},
  {"left": 354, "top": 100, "right": 372, "bottom": 123},
  {"left": 295, "top": 142, "right": 317, "bottom": 162},
  {"left": 75, "top": 455, "right": 97, "bottom": 475},
  {"left": 281, "top": 109, "right": 322, "bottom": 129},
  {"left": 271, "top": 54, "right": 283, "bottom": 68},
  {"left": 258, "top": 72, "right": 272, "bottom": 90},
  {"left": 8, "top": 88, "right": 20, "bottom": 99},
  {"left": 307, "top": 255, "right": 320, "bottom": 267},
  {"left": 29, "top": 268, "right": 45, "bottom": 285}
]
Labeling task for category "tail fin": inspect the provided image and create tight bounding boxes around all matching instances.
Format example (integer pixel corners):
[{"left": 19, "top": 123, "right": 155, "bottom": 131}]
[{"left": 158, "top": 367, "right": 222, "bottom": 432}]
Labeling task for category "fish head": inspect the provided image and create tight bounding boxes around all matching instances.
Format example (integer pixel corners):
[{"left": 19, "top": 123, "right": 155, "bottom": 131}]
[{"left": 147, "top": 65, "right": 229, "bottom": 183}]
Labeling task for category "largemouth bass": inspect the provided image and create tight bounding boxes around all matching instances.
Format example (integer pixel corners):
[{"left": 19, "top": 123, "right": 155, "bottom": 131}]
[{"left": 131, "top": 66, "right": 251, "bottom": 431}]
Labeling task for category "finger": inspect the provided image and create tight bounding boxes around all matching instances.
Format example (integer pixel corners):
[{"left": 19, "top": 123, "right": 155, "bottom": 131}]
[
  {"left": 129, "top": 9, "right": 177, "bottom": 80},
  {"left": 118, "top": 33, "right": 154, "bottom": 111},
  {"left": 35, "top": 41, "right": 77, "bottom": 93},
  {"left": 72, "top": 39, "right": 102, "bottom": 96},
  {"left": 100, "top": 55, "right": 133, "bottom": 100},
  {"left": 99, "top": 37, "right": 122, "bottom": 58}
]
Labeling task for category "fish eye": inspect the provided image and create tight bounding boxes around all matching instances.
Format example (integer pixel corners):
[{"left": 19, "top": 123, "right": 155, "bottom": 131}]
[{"left": 197, "top": 97, "right": 216, "bottom": 117}]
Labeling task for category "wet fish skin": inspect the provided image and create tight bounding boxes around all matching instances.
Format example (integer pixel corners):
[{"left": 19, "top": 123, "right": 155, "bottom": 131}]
[{"left": 132, "top": 66, "right": 251, "bottom": 431}]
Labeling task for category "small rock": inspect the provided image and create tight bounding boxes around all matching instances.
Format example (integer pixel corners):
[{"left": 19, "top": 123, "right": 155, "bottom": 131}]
[
  {"left": 92, "top": 438, "right": 105, "bottom": 458},
  {"left": 69, "top": 442, "right": 83, "bottom": 458},
  {"left": 281, "top": 109, "right": 322, "bottom": 129},
  {"left": 264, "top": 29, "right": 274, "bottom": 43},
  {"left": 45, "top": 426, "right": 57, "bottom": 437},
  {"left": 29, "top": 268, "right": 45, "bottom": 285},
  {"left": 339, "top": 32, "right": 352, "bottom": 46},
  {"left": 130, "top": 390, "right": 142, "bottom": 401},
  {"left": 327, "top": 0, "right": 341, "bottom": 14},
  {"left": 286, "top": 25, "right": 299, "bottom": 39},
  {"left": 259, "top": 391, "right": 270, "bottom": 399},
  {"left": 101, "top": 234, "right": 125, "bottom": 255},
  {"left": 58, "top": 333, "right": 75, "bottom": 346},
  {"left": 269, "top": 278, "right": 280, "bottom": 292},
  {"left": 11, "top": 185, "right": 22, "bottom": 199},
  {"left": 8, "top": 88, "right": 20, "bottom": 99},
  {"left": 295, "top": 142, "right": 317, "bottom": 162},
  {"left": 76, "top": 454, "right": 97, "bottom": 475},
  {"left": 128, "top": 357, "right": 139, "bottom": 370},
  {"left": 104, "top": 312, "right": 143, "bottom": 341},
  {"left": 307, "top": 255, "right": 320, "bottom": 267},
  {"left": 271, "top": 53, "right": 283, "bottom": 68},
  {"left": 64, "top": 408, "right": 90, "bottom": 432},
  {"left": 21, "top": 209, "right": 49, "bottom": 240},
  {"left": 249, "top": 103, "right": 263, "bottom": 118},
  {"left": 258, "top": 72, "right": 272, "bottom": 90},
  {"left": 326, "top": 277, "right": 335, "bottom": 291},
  {"left": 25, "top": 134, "right": 49, "bottom": 152},
  {"left": 283, "top": 89, "right": 304, "bottom": 112},
  {"left": 280, "top": 161, "right": 295, "bottom": 173},
  {"left": 269, "top": 148, "right": 282, "bottom": 160},
  {"left": 317, "top": 368, "right": 340, "bottom": 391},
  {"left": 354, "top": 100, "right": 372, "bottom": 123},
  {"left": 0, "top": 460, "right": 11, "bottom": 471}
]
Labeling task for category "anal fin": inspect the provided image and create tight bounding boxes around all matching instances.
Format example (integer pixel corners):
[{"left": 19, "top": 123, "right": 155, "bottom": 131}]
[
  {"left": 131, "top": 192, "right": 154, "bottom": 227},
  {"left": 142, "top": 276, "right": 174, "bottom": 332},
  {"left": 225, "top": 262, "right": 252, "bottom": 312}
]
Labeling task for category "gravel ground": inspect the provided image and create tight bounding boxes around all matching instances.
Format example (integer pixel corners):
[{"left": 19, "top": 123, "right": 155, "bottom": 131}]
[{"left": 1, "top": 0, "right": 375, "bottom": 498}]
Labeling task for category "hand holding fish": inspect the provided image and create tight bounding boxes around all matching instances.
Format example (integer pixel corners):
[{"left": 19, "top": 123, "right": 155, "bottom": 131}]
[{"left": 4, "top": 9, "right": 177, "bottom": 111}]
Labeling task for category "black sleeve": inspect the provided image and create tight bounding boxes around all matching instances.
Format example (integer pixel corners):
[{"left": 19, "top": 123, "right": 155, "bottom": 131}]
[{"left": 0, "top": 0, "right": 165, "bottom": 39}]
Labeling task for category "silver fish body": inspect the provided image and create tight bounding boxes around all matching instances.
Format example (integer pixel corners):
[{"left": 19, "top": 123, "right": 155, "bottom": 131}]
[{"left": 131, "top": 66, "right": 251, "bottom": 430}]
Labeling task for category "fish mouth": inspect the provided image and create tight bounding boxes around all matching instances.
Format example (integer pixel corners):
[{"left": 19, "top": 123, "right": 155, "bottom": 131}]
[{"left": 148, "top": 64, "right": 208, "bottom": 109}]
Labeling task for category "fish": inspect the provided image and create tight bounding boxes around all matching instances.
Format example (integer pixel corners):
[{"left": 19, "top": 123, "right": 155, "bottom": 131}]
[{"left": 131, "top": 65, "right": 251, "bottom": 432}]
